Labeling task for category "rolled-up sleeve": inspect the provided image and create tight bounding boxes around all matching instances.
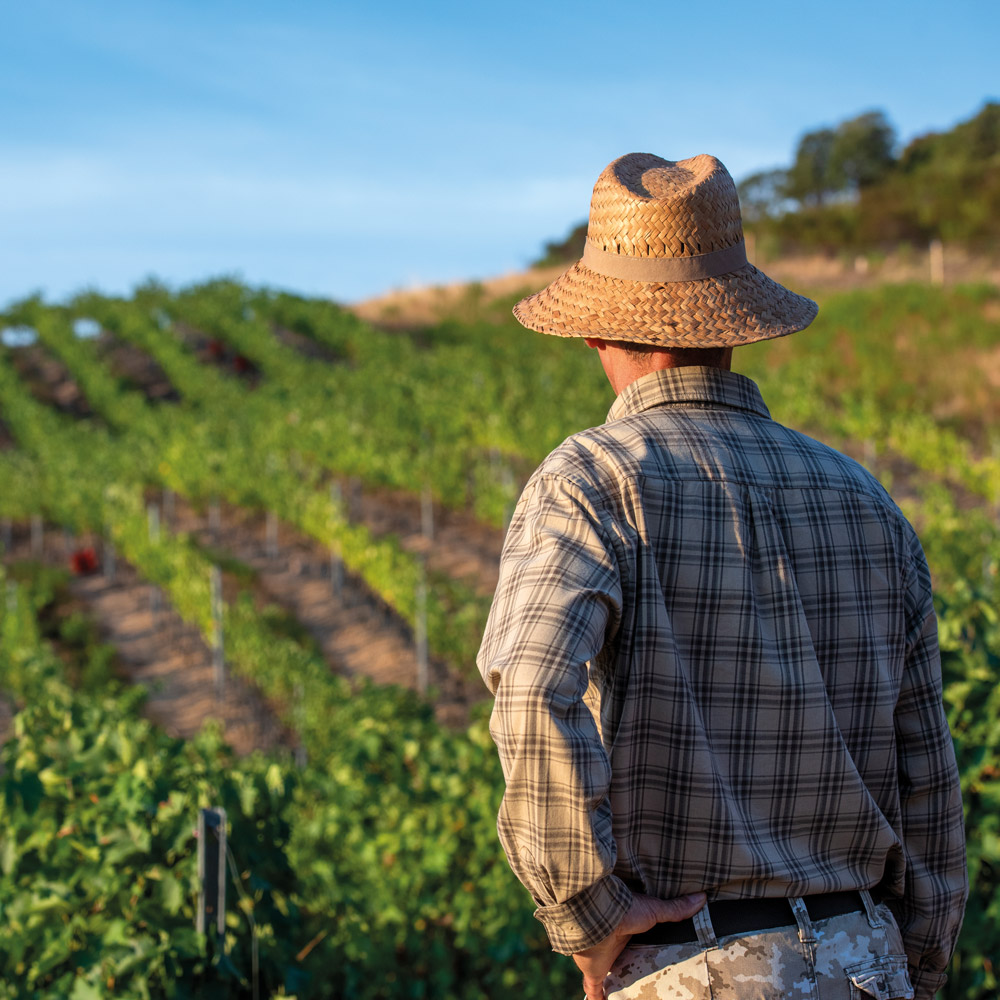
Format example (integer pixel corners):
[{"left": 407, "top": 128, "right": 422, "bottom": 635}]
[{"left": 477, "top": 472, "right": 631, "bottom": 954}]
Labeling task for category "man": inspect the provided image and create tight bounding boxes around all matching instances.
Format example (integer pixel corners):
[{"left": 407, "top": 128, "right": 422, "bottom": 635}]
[{"left": 477, "top": 153, "right": 967, "bottom": 1000}]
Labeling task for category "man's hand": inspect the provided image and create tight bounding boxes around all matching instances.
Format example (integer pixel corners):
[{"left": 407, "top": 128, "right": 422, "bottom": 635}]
[{"left": 573, "top": 892, "right": 706, "bottom": 1000}]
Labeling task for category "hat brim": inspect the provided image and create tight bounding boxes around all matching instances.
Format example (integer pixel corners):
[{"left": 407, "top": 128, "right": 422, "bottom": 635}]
[{"left": 513, "top": 260, "right": 818, "bottom": 347}]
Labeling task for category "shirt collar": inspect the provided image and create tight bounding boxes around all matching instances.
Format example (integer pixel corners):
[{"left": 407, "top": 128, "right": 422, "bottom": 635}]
[{"left": 606, "top": 366, "right": 771, "bottom": 424}]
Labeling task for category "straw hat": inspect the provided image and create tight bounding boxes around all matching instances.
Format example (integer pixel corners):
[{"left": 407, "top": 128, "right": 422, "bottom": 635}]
[{"left": 513, "top": 153, "right": 817, "bottom": 347}]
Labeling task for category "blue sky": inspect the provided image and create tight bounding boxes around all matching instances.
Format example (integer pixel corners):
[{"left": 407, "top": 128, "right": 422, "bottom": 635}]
[{"left": 2, "top": 0, "right": 996, "bottom": 308}]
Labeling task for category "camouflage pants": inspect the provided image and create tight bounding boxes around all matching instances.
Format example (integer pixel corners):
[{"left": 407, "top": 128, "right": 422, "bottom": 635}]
[{"left": 606, "top": 891, "right": 914, "bottom": 999}]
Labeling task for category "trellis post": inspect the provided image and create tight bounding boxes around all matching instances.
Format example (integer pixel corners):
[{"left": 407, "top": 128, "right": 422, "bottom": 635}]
[
  {"left": 421, "top": 484, "right": 434, "bottom": 541},
  {"left": 294, "top": 682, "right": 307, "bottom": 769},
  {"left": 862, "top": 439, "right": 877, "bottom": 476},
  {"left": 265, "top": 510, "right": 278, "bottom": 560},
  {"left": 163, "top": 488, "right": 175, "bottom": 529},
  {"left": 929, "top": 239, "right": 944, "bottom": 286},
  {"left": 415, "top": 557, "right": 429, "bottom": 696},
  {"left": 211, "top": 566, "right": 225, "bottom": 701},
  {"left": 196, "top": 806, "right": 227, "bottom": 938},
  {"left": 148, "top": 504, "right": 162, "bottom": 616},
  {"left": 103, "top": 531, "right": 116, "bottom": 582},
  {"left": 330, "top": 484, "right": 344, "bottom": 599}
]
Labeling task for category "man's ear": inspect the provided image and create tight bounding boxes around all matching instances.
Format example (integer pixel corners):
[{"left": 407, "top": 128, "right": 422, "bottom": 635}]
[{"left": 583, "top": 338, "right": 604, "bottom": 350}]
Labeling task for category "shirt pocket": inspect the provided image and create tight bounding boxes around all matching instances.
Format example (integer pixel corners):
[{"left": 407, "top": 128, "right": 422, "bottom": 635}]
[{"left": 845, "top": 955, "right": 914, "bottom": 999}]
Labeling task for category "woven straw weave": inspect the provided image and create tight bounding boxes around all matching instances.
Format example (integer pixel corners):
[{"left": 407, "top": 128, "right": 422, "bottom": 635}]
[{"left": 514, "top": 153, "right": 817, "bottom": 347}]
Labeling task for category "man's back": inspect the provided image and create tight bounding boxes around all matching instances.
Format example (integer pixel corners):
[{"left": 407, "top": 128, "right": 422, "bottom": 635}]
[
  {"left": 480, "top": 150, "right": 966, "bottom": 1000},
  {"left": 479, "top": 366, "right": 966, "bottom": 989}
]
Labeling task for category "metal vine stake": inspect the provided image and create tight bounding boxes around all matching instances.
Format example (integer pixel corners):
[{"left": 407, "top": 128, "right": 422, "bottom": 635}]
[{"left": 210, "top": 565, "right": 225, "bottom": 702}]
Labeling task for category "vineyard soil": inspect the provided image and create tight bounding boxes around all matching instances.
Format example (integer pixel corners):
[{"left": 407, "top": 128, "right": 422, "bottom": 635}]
[
  {"left": 1, "top": 527, "right": 288, "bottom": 755},
  {"left": 168, "top": 495, "right": 486, "bottom": 726}
]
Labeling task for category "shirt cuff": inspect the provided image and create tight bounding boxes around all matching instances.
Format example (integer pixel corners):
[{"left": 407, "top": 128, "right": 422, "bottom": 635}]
[
  {"left": 912, "top": 970, "right": 947, "bottom": 1000},
  {"left": 534, "top": 874, "right": 633, "bottom": 954}
]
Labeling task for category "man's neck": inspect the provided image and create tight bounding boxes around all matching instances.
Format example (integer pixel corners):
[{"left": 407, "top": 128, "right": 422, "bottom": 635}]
[{"left": 584, "top": 339, "right": 734, "bottom": 395}]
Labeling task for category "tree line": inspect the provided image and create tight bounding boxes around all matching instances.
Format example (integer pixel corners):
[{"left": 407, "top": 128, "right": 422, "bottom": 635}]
[{"left": 536, "top": 101, "right": 1000, "bottom": 263}]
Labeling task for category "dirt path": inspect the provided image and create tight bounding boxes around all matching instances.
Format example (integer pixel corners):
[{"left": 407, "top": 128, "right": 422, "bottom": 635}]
[
  {"left": 8, "top": 344, "right": 100, "bottom": 422},
  {"left": 1, "top": 526, "right": 290, "bottom": 756},
  {"left": 166, "top": 496, "right": 486, "bottom": 726},
  {"left": 172, "top": 321, "right": 263, "bottom": 387},
  {"left": 340, "top": 479, "right": 503, "bottom": 598},
  {"left": 273, "top": 325, "right": 343, "bottom": 363},
  {"left": 95, "top": 332, "right": 180, "bottom": 404}
]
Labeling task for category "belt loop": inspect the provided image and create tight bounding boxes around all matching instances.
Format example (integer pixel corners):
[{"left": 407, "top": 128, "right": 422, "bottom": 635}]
[
  {"left": 789, "top": 897, "right": 816, "bottom": 946},
  {"left": 859, "top": 889, "right": 884, "bottom": 929},
  {"left": 791, "top": 896, "right": 819, "bottom": 989},
  {"left": 692, "top": 903, "right": 719, "bottom": 951}
]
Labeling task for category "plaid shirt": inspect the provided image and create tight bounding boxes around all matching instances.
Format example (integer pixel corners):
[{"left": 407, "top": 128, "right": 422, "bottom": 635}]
[{"left": 478, "top": 367, "right": 966, "bottom": 996}]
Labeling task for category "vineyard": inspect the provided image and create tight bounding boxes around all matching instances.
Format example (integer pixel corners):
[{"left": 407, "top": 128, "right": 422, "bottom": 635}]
[{"left": 0, "top": 276, "right": 997, "bottom": 998}]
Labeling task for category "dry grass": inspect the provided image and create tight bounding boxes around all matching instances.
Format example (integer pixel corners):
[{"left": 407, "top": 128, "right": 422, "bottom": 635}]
[
  {"left": 349, "top": 264, "right": 569, "bottom": 328},
  {"left": 760, "top": 244, "right": 1000, "bottom": 296},
  {"left": 350, "top": 248, "right": 1000, "bottom": 330}
]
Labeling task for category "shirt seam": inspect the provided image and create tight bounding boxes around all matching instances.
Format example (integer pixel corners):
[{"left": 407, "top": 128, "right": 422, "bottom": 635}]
[{"left": 531, "top": 468, "right": 906, "bottom": 513}]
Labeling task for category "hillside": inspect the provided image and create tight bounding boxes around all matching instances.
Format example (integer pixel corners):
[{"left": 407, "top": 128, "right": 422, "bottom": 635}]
[{"left": 0, "top": 276, "right": 998, "bottom": 998}]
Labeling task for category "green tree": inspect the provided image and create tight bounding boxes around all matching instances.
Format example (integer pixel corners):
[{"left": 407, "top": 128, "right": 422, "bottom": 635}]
[
  {"left": 783, "top": 127, "right": 838, "bottom": 207},
  {"left": 829, "top": 110, "right": 896, "bottom": 192},
  {"left": 963, "top": 100, "right": 1000, "bottom": 160},
  {"left": 534, "top": 221, "right": 587, "bottom": 267}
]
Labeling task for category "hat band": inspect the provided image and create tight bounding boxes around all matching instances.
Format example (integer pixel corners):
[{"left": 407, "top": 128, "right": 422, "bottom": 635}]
[{"left": 581, "top": 237, "right": 748, "bottom": 282}]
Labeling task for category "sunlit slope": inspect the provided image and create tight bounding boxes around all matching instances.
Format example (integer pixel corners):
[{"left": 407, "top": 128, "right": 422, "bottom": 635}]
[{"left": 0, "top": 277, "right": 996, "bottom": 999}]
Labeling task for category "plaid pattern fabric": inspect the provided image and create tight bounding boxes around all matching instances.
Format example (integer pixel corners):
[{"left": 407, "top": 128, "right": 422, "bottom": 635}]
[{"left": 477, "top": 367, "right": 966, "bottom": 996}]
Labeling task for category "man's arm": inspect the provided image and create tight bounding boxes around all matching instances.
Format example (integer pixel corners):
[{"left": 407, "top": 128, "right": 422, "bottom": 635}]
[
  {"left": 573, "top": 893, "right": 706, "bottom": 1000},
  {"left": 477, "top": 471, "right": 633, "bottom": 954},
  {"left": 895, "top": 528, "right": 968, "bottom": 999}
]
